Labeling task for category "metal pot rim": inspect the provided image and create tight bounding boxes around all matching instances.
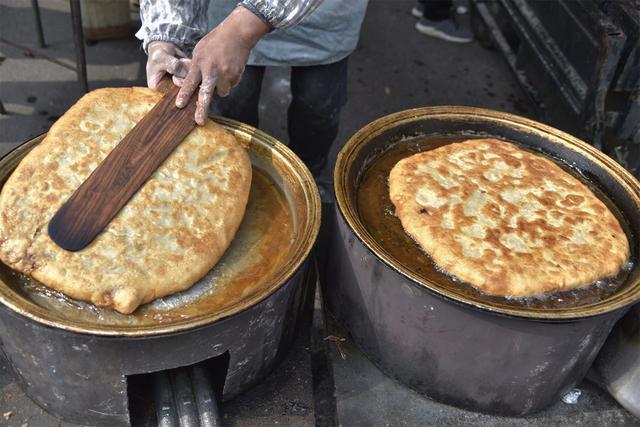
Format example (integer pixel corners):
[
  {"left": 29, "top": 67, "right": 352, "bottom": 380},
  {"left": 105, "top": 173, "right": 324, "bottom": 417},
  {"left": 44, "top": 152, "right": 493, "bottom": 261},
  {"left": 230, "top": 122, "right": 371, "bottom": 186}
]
[
  {"left": 334, "top": 106, "right": 640, "bottom": 320},
  {"left": 0, "top": 117, "right": 321, "bottom": 336}
]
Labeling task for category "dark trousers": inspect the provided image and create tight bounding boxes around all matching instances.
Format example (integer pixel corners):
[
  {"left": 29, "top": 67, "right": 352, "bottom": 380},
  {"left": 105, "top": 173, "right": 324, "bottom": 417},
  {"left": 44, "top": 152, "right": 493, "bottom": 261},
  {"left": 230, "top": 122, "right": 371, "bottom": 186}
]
[
  {"left": 212, "top": 57, "right": 349, "bottom": 177},
  {"left": 419, "top": 0, "right": 453, "bottom": 21}
]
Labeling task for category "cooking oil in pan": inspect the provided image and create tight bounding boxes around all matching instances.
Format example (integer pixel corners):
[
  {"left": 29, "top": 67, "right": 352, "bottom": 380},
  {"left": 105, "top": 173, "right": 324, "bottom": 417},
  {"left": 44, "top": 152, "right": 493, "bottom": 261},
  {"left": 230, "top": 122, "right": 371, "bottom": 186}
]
[
  {"left": 0, "top": 167, "right": 294, "bottom": 326},
  {"left": 357, "top": 136, "right": 635, "bottom": 310}
]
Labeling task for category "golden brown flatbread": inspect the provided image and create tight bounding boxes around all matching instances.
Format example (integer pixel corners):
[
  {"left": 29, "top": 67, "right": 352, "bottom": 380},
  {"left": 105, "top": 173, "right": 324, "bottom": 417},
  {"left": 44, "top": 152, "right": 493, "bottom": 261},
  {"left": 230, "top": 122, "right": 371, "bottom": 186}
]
[
  {"left": 0, "top": 87, "right": 252, "bottom": 314},
  {"left": 389, "top": 138, "right": 629, "bottom": 297}
]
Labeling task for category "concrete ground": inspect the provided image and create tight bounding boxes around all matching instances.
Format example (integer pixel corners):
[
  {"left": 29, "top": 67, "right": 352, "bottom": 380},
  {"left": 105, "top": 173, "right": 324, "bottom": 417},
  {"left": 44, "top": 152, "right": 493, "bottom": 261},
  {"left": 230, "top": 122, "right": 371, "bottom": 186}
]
[{"left": 0, "top": 0, "right": 637, "bottom": 426}]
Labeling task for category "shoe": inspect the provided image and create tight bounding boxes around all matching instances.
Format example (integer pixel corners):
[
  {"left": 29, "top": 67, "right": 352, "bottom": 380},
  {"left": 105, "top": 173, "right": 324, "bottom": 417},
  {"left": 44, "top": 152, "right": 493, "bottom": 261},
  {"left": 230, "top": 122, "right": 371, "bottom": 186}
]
[
  {"left": 455, "top": 5, "right": 469, "bottom": 15},
  {"left": 411, "top": 5, "right": 424, "bottom": 18},
  {"left": 415, "top": 17, "right": 473, "bottom": 43}
]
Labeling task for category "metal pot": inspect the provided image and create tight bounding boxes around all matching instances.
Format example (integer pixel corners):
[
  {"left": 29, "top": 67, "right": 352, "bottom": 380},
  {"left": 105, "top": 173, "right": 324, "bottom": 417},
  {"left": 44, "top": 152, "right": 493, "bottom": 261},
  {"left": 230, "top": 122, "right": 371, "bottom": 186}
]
[
  {"left": 326, "top": 106, "right": 640, "bottom": 416},
  {"left": 0, "top": 117, "right": 321, "bottom": 426}
]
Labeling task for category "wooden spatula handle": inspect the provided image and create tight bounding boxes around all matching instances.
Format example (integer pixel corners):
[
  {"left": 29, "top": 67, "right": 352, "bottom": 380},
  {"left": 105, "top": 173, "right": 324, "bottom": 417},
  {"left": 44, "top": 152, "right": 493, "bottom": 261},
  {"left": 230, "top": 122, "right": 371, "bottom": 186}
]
[
  {"left": 48, "top": 76, "right": 198, "bottom": 251},
  {"left": 156, "top": 75, "right": 178, "bottom": 95}
]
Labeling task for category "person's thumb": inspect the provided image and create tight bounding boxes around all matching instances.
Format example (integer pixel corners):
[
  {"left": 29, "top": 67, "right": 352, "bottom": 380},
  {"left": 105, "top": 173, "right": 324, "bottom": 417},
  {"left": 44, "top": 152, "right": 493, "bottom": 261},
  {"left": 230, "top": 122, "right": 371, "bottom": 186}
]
[
  {"left": 147, "top": 70, "right": 165, "bottom": 89},
  {"left": 168, "top": 58, "right": 191, "bottom": 79}
]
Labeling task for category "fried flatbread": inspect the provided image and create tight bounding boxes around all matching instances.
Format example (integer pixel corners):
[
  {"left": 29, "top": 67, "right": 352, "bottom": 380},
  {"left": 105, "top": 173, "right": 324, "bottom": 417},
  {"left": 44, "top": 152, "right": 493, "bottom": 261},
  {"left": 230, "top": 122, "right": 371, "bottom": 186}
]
[
  {"left": 0, "top": 87, "right": 252, "bottom": 313},
  {"left": 389, "top": 138, "right": 629, "bottom": 297}
]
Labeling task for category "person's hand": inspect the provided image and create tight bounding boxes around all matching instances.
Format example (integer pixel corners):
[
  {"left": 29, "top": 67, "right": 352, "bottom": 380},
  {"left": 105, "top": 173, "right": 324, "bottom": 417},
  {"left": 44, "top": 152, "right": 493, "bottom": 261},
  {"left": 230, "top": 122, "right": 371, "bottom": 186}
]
[
  {"left": 175, "top": 6, "right": 270, "bottom": 125},
  {"left": 146, "top": 41, "right": 190, "bottom": 90}
]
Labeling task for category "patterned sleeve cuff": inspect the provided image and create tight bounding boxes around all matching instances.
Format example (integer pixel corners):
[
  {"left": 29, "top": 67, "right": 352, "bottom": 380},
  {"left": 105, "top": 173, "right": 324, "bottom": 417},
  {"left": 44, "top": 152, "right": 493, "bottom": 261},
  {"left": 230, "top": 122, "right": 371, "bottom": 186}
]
[
  {"left": 135, "top": 24, "right": 202, "bottom": 54},
  {"left": 238, "top": 1, "right": 274, "bottom": 31},
  {"left": 136, "top": 0, "right": 209, "bottom": 54}
]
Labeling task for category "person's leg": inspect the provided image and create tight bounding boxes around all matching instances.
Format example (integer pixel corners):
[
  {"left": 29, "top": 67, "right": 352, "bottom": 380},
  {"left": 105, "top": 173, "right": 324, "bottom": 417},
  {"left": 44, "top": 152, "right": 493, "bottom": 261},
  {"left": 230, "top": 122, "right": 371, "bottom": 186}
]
[
  {"left": 210, "top": 65, "right": 266, "bottom": 127},
  {"left": 288, "top": 57, "right": 348, "bottom": 177},
  {"left": 416, "top": 0, "right": 473, "bottom": 43},
  {"left": 422, "top": 0, "right": 453, "bottom": 21},
  {"left": 412, "top": 0, "right": 427, "bottom": 18}
]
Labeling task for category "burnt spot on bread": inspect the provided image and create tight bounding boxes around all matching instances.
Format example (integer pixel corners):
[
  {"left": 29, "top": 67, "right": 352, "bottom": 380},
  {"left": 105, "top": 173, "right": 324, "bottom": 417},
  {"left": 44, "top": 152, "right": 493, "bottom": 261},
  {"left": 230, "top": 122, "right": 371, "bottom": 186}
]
[
  {"left": 93, "top": 290, "right": 114, "bottom": 307},
  {"left": 21, "top": 252, "right": 41, "bottom": 274},
  {"left": 32, "top": 225, "right": 42, "bottom": 239},
  {"left": 504, "top": 157, "right": 522, "bottom": 168},
  {"left": 560, "top": 194, "right": 585, "bottom": 207}
]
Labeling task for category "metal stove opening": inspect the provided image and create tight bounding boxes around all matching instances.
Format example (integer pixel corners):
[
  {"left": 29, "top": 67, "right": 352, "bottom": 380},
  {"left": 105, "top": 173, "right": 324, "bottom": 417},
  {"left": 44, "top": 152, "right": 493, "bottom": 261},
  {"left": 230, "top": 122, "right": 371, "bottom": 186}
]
[{"left": 127, "top": 351, "right": 230, "bottom": 427}]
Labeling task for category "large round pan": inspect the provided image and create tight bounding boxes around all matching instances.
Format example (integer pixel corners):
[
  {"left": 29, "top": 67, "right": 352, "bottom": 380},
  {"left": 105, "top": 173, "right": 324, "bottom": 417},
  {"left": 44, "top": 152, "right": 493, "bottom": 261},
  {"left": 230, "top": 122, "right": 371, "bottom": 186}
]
[
  {"left": 0, "top": 117, "right": 321, "bottom": 425},
  {"left": 327, "top": 106, "right": 640, "bottom": 415}
]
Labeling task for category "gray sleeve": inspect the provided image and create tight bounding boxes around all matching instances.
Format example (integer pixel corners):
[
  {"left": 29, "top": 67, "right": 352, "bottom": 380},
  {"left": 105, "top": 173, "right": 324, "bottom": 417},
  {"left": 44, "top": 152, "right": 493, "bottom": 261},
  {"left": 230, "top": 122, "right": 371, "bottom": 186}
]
[
  {"left": 135, "top": 0, "right": 209, "bottom": 53},
  {"left": 239, "top": 0, "right": 324, "bottom": 29}
]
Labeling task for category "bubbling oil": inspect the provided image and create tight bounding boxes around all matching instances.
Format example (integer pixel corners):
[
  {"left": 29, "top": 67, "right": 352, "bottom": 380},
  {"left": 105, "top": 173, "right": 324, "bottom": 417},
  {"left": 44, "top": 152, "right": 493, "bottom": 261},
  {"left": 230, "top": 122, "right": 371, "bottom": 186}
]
[{"left": 356, "top": 136, "right": 635, "bottom": 310}]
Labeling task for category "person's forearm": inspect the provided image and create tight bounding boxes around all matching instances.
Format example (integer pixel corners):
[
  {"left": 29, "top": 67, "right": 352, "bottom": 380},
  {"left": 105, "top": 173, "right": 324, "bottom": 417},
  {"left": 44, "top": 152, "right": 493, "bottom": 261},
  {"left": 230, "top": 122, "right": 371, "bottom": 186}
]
[
  {"left": 240, "top": 0, "right": 324, "bottom": 29},
  {"left": 218, "top": 6, "right": 271, "bottom": 50},
  {"left": 175, "top": 5, "right": 270, "bottom": 125},
  {"left": 135, "top": 0, "right": 209, "bottom": 53}
]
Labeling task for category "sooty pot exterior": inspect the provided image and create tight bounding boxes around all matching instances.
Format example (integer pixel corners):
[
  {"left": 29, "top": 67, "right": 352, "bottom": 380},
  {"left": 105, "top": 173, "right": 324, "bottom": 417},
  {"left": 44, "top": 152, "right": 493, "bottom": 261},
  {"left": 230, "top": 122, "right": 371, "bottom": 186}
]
[{"left": 326, "top": 212, "right": 625, "bottom": 415}]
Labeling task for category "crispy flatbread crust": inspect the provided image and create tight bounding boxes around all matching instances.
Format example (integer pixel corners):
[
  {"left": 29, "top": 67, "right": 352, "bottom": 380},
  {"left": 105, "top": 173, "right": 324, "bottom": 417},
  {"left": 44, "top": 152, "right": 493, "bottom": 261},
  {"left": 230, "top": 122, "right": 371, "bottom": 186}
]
[
  {"left": 389, "top": 138, "right": 630, "bottom": 297},
  {"left": 0, "top": 87, "right": 252, "bottom": 313}
]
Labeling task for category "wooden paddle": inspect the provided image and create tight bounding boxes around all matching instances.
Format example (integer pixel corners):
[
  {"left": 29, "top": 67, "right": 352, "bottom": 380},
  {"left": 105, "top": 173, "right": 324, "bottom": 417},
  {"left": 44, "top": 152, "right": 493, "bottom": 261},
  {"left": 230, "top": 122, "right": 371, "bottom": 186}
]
[{"left": 48, "top": 76, "right": 198, "bottom": 251}]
